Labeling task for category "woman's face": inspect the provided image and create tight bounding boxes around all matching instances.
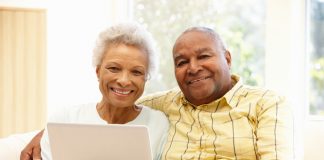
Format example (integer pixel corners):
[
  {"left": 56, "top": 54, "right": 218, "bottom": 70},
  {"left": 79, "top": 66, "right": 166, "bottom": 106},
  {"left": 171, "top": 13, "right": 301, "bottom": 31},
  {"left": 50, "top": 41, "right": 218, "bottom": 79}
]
[{"left": 96, "top": 44, "right": 148, "bottom": 108}]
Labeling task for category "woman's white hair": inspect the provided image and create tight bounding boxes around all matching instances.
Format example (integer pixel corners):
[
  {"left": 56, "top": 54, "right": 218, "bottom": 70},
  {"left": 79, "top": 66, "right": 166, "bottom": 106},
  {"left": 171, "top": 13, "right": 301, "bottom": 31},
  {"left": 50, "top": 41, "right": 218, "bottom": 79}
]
[{"left": 92, "top": 22, "right": 158, "bottom": 78}]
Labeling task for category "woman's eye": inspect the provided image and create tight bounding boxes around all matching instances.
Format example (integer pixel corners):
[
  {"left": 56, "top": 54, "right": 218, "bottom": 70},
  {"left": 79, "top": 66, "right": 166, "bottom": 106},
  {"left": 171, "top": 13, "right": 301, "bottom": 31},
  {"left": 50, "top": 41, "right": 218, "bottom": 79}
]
[
  {"left": 132, "top": 70, "right": 144, "bottom": 76},
  {"left": 107, "top": 67, "right": 120, "bottom": 72}
]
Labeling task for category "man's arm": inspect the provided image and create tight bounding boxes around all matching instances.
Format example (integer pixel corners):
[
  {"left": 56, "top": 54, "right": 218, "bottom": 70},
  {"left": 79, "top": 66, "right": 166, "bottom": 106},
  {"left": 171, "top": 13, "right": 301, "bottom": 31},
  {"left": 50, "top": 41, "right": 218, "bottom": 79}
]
[
  {"left": 256, "top": 94, "right": 294, "bottom": 160},
  {"left": 136, "top": 87, "right": 180, "bottom": 112},
  {"left": 20, "top": 130, "right": 44, "bottom": 160}
]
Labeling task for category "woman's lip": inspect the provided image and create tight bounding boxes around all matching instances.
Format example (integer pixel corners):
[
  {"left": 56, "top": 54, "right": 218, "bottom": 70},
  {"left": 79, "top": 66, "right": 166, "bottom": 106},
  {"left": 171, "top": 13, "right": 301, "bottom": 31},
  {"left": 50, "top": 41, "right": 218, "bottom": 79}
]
[{"left": 111, "top": 88, "right": 133, "bottom": 95}]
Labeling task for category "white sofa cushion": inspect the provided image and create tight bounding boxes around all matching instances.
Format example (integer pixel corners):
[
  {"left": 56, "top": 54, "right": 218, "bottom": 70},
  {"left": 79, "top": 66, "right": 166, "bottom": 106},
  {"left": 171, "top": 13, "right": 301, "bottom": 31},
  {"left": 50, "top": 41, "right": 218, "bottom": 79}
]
[{"left": 0, "top": 131, "right": 39, "bottom": 160}]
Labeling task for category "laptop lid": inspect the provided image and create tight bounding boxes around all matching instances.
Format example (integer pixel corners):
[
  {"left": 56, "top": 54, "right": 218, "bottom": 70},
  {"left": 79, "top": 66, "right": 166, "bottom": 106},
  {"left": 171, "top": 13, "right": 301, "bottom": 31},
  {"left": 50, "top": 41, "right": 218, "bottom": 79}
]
[{"left": 47, "top": 122, "right": 152, "bottom": 160}]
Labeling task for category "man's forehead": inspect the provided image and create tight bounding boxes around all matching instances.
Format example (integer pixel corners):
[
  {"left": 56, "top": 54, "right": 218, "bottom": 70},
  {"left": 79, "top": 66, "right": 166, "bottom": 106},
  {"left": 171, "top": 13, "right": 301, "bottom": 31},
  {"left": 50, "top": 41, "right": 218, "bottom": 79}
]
[
  {"left": 175, "top": 31, "right": 214, "bottom": 47},
  {"left": 173, "top": 47, "right": 214, "bottom": 59},
  {"left": 174, "top": 32, "right": 214, "bottom": 47},
  {"left": 173, "top": 30, "right": 217, "bottom": 55},
  {"left": 179, "top": 30, "right": 210, "bottom": 39}
]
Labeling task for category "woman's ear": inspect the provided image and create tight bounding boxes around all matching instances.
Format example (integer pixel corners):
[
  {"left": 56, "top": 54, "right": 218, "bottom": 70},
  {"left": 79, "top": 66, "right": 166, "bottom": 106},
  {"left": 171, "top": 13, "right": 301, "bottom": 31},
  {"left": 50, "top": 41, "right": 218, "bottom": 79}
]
[
  {"left": 96, "top": 66, "right": 100, "bottom": 80},
  {"left": 145, "top": 73, "right": 151, "bottom": 82}
]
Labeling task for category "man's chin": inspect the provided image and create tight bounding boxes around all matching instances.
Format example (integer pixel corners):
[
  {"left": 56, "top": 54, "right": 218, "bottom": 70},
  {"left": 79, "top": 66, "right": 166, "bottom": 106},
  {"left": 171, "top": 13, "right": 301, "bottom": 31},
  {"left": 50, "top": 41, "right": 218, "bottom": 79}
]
[
  {"left": 187, "top": 92, "right": 212, "bottom": 104},
  {"left": 189, "top": 88, "right": 211, "bottom": 96}
]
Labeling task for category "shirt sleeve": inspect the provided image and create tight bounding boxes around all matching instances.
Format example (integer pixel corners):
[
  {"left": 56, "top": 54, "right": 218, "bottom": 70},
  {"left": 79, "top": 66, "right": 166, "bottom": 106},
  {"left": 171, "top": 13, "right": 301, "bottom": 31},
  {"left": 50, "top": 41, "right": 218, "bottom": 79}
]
[
  {"left": 256, "top": 93, "right": 294, "bottom": 160},
  {"left": 136, "top": 89, "right": 176, "bottom": 113}
]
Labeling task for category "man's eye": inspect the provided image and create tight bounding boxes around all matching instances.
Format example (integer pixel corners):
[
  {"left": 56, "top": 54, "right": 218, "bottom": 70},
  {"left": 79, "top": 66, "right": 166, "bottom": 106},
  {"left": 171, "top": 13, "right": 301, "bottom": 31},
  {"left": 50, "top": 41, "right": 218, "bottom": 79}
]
[
  {"left": 198, "top": 54, "right": 210, "bottom": 59},
  {"left": 176, "top": 60, "right": 188, "bottom": 67}
]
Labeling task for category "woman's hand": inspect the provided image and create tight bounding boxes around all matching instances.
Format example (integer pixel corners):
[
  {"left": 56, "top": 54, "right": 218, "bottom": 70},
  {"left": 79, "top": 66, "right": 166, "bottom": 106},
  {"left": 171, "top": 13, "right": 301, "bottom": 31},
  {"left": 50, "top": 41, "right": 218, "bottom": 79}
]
[{"left": 20, "top": 130, "right": 44, "bottom": 160}]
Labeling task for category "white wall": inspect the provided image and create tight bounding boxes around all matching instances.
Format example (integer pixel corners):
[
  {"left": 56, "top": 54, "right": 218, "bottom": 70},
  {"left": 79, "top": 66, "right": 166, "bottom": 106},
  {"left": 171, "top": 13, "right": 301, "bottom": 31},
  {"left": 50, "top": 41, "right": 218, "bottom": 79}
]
[
  {"left": 0, "top": 0, "right": 47, "bottom": 8},
  {"left": 47, "top": 0, "right": 105, "bottom": 113},
  {"left": 304, "top": 120, "right": 324, "bottom": 159},
  {"left": 265, "top": 0, "right": 308, "bottom": 159},
  {"left": 46, "top": 0, "right": 131, "bottom": 113},
  {"left": 0, "top": 0, "right": 131, "bottom": 114},
  {"left": 265, "top": 0, "right": 324, "bottom": 159},
  {"left": 265, "top": 0, "right": 306, "bottom": 159}
]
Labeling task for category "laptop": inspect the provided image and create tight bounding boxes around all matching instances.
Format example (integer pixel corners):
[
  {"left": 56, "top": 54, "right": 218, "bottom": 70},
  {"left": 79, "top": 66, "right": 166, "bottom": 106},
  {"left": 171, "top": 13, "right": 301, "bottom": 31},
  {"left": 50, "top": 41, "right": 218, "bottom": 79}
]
[{"left": 47, "top": 122, "right": 153, "bottom": 160}]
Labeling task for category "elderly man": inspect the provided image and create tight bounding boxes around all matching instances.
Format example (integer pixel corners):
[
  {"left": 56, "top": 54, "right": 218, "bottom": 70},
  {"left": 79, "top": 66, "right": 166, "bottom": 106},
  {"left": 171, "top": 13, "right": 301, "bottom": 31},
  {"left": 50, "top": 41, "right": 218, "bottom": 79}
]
[{"left": 21, "top": 27, "right": 293, "bottom": 160}]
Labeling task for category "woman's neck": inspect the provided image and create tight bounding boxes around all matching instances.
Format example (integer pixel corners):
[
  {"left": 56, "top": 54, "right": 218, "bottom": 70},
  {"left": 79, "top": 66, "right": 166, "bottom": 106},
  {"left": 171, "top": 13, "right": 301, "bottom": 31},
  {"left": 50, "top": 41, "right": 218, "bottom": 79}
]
[{"left": 96, "top": 100, "right": 142, "bottom": 124}]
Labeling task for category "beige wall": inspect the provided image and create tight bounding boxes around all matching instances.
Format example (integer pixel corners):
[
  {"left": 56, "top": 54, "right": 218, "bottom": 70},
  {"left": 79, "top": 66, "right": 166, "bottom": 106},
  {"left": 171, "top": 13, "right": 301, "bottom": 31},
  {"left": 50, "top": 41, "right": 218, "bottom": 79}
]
[{"left": 0, "top": 7, "right": 47, "bottom": 138}]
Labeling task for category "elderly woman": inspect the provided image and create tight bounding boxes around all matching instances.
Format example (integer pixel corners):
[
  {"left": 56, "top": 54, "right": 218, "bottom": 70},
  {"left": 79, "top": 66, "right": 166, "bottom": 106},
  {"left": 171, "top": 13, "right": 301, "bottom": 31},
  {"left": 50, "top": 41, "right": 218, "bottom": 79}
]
[{"left": 40, "top": 22, "right": 169, "bottom": 160}]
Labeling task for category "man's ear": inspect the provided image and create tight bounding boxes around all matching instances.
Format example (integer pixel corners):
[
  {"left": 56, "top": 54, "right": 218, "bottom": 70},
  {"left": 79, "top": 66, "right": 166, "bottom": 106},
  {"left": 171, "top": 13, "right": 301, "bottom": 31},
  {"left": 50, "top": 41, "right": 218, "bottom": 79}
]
[{"left": 225, "top": 50, "right": 232, "bottom": 68}]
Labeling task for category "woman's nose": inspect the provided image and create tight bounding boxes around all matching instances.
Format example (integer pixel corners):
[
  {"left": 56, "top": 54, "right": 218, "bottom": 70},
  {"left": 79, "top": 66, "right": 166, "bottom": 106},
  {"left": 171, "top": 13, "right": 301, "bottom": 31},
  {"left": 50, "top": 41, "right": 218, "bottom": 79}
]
[{"left": 116, "top": 72, "right": 131, "bottom": 87}]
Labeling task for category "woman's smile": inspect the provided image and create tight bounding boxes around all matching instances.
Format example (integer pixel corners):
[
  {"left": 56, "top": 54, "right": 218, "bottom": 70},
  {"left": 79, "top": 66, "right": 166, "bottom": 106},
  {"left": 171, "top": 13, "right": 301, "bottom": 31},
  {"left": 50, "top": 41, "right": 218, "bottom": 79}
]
[{"left": 110, "top": 87, "right": 133, "bottom": 96}]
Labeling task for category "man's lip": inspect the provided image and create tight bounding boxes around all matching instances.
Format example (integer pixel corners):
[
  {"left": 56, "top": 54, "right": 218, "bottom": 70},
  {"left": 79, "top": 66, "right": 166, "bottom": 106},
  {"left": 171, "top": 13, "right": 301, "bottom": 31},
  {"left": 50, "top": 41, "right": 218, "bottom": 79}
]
[{"left": 187, "top": 76, "right": 211, "bottom": 85}]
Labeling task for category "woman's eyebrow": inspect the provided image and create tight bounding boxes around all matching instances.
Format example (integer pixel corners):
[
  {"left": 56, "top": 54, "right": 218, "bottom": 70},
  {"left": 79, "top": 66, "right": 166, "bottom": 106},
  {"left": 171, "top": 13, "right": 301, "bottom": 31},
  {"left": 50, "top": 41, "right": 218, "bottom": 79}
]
[{"left": 133, "top": 65, "right": 146, "bottom": 70}]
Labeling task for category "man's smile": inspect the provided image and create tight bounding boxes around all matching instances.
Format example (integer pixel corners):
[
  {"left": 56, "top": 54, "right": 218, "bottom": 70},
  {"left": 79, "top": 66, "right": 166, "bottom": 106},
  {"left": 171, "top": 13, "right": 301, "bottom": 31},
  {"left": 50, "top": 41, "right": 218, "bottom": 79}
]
[{"left": 187, "top": 76, "right": 211, "bottom": 85}]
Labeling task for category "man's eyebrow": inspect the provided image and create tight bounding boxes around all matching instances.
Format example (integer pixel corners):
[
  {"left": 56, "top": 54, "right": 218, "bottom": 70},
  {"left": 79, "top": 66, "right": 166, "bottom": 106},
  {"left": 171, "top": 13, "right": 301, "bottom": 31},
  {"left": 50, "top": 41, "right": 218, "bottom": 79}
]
[
  {"left": 195, "top": 47, "right": 211, "bottom": 54},
  {"left": 173, "top": 53, "right": 183, "bottom": 61}
]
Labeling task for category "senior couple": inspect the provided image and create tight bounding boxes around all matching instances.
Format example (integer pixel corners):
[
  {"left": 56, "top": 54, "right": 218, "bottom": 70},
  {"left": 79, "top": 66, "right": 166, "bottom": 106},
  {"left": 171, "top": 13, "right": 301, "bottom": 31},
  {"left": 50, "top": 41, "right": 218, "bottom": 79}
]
[{"left": 21, "top": 22, "right": 293, "bottom": 160}]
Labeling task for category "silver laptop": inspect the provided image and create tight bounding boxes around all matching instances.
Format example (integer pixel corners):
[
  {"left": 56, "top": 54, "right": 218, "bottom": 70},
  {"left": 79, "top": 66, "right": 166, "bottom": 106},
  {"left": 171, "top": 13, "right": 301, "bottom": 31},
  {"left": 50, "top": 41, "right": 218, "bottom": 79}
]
[{"left": 47, "top": 122, "right": 152, "bottom": 160}]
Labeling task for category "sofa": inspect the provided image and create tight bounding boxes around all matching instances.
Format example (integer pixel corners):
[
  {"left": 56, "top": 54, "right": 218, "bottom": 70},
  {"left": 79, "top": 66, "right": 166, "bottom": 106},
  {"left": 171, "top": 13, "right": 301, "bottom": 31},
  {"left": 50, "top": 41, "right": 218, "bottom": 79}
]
[{"left": 0, "top": 131, "right": 38, "bottom": 160}]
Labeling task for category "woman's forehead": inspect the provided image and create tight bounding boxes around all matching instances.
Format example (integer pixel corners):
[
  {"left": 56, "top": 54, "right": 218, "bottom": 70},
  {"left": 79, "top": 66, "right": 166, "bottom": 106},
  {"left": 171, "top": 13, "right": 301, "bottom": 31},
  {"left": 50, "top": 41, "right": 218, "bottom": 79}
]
[{"left": 102, "top": 45, "right": 148, "bottom": 66}]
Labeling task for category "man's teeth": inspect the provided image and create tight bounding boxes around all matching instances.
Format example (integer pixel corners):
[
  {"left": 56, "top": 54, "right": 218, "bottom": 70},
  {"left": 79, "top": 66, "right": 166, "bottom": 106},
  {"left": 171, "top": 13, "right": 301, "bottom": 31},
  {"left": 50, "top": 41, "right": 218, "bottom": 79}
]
[
  {"left": 113, "top": 89, "right": 131, "bottom": 95},
  {"left": 189, "top": 77, "right": 208, "bottom": 84}
]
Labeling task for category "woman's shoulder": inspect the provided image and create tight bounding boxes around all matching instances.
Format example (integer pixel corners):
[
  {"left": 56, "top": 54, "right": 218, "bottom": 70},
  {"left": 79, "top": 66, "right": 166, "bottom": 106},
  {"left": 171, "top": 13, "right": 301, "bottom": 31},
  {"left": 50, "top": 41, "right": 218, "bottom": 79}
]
[
  {"left": 48, "top": 102, "right": 98, "bottom": 123},
  {"left": 139, "top": 105, "right": 169, "bottom": 126},
  {"left": 68, "top": 103, "right": 97, "bottom": 112},
  {"left": 141, "top": 105, "right": 167, "bottom": 118}
]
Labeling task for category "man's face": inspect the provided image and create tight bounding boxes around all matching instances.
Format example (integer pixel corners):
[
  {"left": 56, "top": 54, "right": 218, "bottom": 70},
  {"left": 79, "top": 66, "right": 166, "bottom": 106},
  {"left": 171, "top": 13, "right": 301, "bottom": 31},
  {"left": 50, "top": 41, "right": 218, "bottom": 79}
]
[{"left": 173, "top": 31, "right": 232, "bottom": 106}]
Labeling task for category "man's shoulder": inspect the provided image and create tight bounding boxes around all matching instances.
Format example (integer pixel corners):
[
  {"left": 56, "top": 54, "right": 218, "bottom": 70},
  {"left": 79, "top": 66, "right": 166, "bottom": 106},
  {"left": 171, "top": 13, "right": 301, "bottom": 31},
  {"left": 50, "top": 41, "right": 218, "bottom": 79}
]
[
  {"left": 240, "top": 84, "right": 281, "bottom": 97},
  {"left": 231, "top": 74, "right": 282, "bottom": 98},
  {"left": 239, "top": 84, "right": 285, "bottom": 105}
]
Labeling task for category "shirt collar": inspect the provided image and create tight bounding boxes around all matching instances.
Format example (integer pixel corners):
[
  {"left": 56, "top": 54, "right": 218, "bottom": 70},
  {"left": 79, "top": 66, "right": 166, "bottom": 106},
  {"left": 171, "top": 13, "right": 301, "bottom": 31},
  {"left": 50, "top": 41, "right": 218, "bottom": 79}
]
[{"left": 223, "top": 74, "right": 243, "bottom": 108}]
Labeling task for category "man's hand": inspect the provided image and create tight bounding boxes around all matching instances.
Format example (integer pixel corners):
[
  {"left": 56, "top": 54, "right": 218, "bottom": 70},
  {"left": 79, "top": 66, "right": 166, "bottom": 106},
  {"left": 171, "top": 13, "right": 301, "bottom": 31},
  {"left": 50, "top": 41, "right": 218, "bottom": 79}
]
[{"left": 20, "top": 130, "right": 44, "bottom": 160}]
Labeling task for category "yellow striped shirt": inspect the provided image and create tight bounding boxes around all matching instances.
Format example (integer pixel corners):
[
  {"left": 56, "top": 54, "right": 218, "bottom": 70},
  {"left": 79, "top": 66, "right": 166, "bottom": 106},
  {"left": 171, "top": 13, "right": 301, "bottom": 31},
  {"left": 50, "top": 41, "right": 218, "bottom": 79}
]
[{"left": 137, "top": 75, "right": 293, "bottom": 160}]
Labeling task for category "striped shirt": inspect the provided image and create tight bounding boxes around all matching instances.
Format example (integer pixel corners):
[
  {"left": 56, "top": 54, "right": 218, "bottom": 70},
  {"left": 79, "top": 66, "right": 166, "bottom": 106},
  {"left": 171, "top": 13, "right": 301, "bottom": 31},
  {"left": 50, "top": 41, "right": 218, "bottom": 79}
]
[{"left": 137, "top": 75, "right": 294, "bottom": 160}]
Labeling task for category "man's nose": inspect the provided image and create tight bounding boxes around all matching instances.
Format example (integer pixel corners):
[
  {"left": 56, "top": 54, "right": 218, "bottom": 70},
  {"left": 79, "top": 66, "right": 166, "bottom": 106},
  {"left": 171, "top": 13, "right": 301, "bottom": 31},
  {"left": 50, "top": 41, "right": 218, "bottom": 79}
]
[
  {"left": 117, "top": 72, "right": 131, "bottom": 87},
  {"left": 187, "top": 59, "right": 202, "bottom": 75}
]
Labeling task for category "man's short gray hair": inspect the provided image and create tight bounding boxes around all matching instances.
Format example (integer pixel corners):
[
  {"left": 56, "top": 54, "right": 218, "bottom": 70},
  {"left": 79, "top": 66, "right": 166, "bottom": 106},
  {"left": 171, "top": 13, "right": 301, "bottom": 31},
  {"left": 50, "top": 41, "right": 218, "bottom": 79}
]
[
  {"left": 92, "top": 22, "right": 158, "bottom": 77},
  {"left": 179, "top": 26, "right": 227, "bottom": 54}
]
